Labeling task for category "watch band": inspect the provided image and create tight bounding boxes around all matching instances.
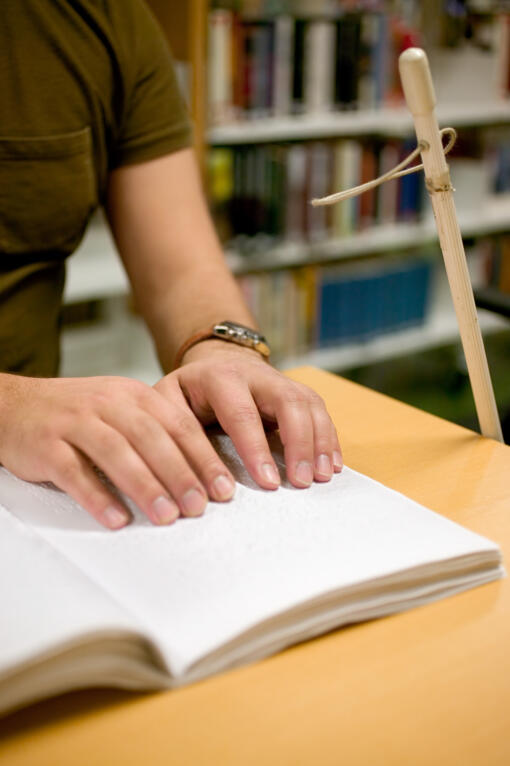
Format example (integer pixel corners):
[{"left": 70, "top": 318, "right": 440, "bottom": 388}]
[{"left": 173, "top": 322, "right": 270, "bottom": 369}]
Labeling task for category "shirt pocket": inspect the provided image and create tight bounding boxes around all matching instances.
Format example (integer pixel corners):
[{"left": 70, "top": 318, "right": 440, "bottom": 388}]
[{"left": 0, "top": 126, "right": 97, "bottom": 256}]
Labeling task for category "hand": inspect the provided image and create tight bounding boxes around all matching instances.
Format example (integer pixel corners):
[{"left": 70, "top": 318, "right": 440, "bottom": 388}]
[
  {"left": 0, "top": 373, "right": 239, "bottom": 530},
  {"left": 154, "top": 341, "right": 343, "bottom": 491}
]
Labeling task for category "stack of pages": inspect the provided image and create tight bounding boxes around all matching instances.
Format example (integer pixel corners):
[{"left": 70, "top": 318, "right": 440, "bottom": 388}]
[{"left": 0, "top": 434, "right": 503, "bottom": 715}]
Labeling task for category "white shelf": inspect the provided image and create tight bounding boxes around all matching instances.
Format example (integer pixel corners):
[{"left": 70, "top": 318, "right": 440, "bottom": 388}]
[
  {"left": 209, "top": 101, "right": 510, "bottom": 145},
  {"left": 65, "top": 196, "right": 510, "bottom": 302},
  {"left": 278, "top": 301, "right": 509, "bottom": 373},
  {"left": 229, "top": 196, "right": 510, "bottom": 274},
  {"left": 64, "top": 219, "right": 129, "bottom": 303}
]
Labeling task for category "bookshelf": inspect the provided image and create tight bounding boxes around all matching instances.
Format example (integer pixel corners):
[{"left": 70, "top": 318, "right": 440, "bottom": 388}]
[
  {"left": 67, "top": 194, "right": 510, "bottom": 301},
  {"left": 61, "top": 0, "right": 510, "bottom": 381},
  {"left": 209, "top": 102, "right": 510, "bottom": 145}
]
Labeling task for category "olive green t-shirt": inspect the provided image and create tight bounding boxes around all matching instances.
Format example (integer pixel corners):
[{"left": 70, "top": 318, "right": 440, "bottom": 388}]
[{"left": 0, "top": 0, "right": 192, "bottom": 376}]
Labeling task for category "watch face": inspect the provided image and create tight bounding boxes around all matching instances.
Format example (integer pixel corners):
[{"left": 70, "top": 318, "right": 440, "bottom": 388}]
[
  {"left": 212, "top": 322, "right": 270, "bottom": 357},
  {"left": 215, "top": 321, "right": 265, "bottom": 342}
]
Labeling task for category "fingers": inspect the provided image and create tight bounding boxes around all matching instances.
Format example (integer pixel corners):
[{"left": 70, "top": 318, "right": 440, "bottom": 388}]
[
  {"left": 1, "top": 374, "right": 238, "bottom": 532},
  {"left": 194, "top": 368, "right": 282, "bottom": 490},
  {"left": 269, "top": 389, "right": 316, "bottom": 488},
  {"left": 63, "top": 382, "right": 236, "bottom": 525},
  {"left": 251, "top": 374, "right": 342, "bottom": 488},
  {"left": 138, "top": 384, "right": 236, "bottom": 503},
  {"left": 49, "top": 442, "right": 132, "bottom": 530},
  {"left": 176, "top": 359, "right": 342, "bottom": 491},
  {"left": 331, "top": 422, "right": 343, "bottom": 473},
  {"left": 16, "top": 366, "right": 341, "bottom": 534}
]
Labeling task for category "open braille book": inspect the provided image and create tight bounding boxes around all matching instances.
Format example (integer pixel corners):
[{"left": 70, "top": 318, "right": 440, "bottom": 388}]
[{"left": 0, "top": 433, "right": 504, "bottom": 716}]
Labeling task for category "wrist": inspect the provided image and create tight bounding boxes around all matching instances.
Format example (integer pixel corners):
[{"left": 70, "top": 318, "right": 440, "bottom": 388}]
[
  {"left": 173, "top": 321, "right": 270, "bottom": 369},
  {"left": 179, "top": 338, "right": 267, "bottom": 366}
]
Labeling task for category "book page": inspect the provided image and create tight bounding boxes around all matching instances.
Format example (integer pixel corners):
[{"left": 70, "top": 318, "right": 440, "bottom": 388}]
[
  {"left": 0, "top": 505, "right": 144, "bottom": 680},
  {"left": 0, "top": 433, "right": 501, "bottom": 680}
]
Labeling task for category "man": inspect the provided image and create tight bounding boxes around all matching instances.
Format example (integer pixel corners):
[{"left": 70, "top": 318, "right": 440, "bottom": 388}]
[{"left": 0, "top": 0, "right": 342, "bottom": 529}]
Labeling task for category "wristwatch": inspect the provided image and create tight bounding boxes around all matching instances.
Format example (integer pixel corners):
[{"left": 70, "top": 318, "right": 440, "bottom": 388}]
[{"left": 173, "top": 321, "right": 271, "bottom": 369}]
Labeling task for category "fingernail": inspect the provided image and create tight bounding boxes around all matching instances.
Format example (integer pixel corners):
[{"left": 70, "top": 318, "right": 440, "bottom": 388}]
[
  {"left": 295, "top": 461, "right": 313, "bottom": 487},
  {"left": 152, "top": 495, "right": 179, "bottom": 525},
  {"left": 333, "top": 451, "right": 343, "bottom": 471},
  {"left": 103, "top": 506, "right": 129, "bottom": 529},
  {"left": 213, "top": 474, "right": 235, "bottom": 501},
  {"left": 316, "top": 454, "right": 332, "bottom": 478},
  {"left": 182, "top": 488, "right": 207, "bottom": 517},
  {"left": 261, "top": 462, "right": 280, "bottom": 487}
]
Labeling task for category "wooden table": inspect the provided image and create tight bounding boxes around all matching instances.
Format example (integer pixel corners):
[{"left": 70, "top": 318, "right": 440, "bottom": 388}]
[{"left": 1, "top": 367, "right": 509, "bottom": 765}]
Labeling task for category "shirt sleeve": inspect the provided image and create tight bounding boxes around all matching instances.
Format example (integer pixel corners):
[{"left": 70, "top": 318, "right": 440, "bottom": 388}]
[{"left": 111, "top": 0, "right": 193, "bottom": 169}]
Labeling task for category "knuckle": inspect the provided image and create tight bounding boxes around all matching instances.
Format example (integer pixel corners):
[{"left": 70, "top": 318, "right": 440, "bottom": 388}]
[
  {"left": 229, "top": 404, "right": 260, "bottom": 426},
  {"left": 128, "top": 414, "right": 159, "bottom": 444},
  {"left": 279, "top": 388, "right": 309, "bottom": 408},
  {"left": 37, "top": 420, "right": 59, "bottom": 444},
  {"left": 307, "top": 390, "right": 323, "bottom": 407},
  {"left": 291, "top": 435, "right": 312, "bottom": 451},
  {"left": 215, "top": 362, "right": 243, "bottom": 381},
  {"left": 126, "top": 473, "right": 162, "bottom": 505},
  {"left": 54, "top": 453, "right": 80, "bottom": 486},
  {"left": 98, "top": 428, "right": 120, "bottom": 452},
  {"left": 86, "top": 390, "right": 110, "bottom": 411},
  {"left": 294, "top": 382, "right": 322, "bottom": 405},
  {"left": 315, "top": 436, "right": 332, "bottom": 453},
  {"left": 117, "top": 377, "right": 150, "bottom": 401},
  {"left": 171, "top": 410, "right": 201, "bottom": 438},
  {"left": 198, "top": 454, "right": 227, "bottom": 478}
]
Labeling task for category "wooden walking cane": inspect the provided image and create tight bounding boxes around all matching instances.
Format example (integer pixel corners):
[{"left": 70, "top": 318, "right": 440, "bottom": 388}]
[
  {"left": 311, "top": 48, "right": 503, "bottom": 441},
  {"left": 399, "top": 48, "right": 503, "bottom": 442}
]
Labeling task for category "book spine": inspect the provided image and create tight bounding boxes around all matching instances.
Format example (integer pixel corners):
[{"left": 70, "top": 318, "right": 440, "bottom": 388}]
[
  {"left": 358, "top": 12, "right": 378, "bottom": 110},
  {"left": 310, "top": 141, "right": 333, "bottom": 242},
  {"left": 359, "top": 142, "right": 377, "bottom": 229},
  {"left": 231, "top": 12, "right": 245, "bottom": 118},
  {"left": 292, "top": 19, "right": 306, "bottom": 114},
  {"left": 242, "top": 22, "right": 257, "bottom": 116},
  {"left": 284, "top": 143, "right": 308, "bottom": 241},
  {"left": 334, "top": 13, "right": 362, "bottom": 110},
  {"left": 378, "top": 141, "right": 400, "bottom": 225},
  {"left": 208, "top": 10, "right": 234, "bottom": 125},
  {"left": 273, "top": 15, "right": 294, "bottom": 117},
  {"left": 373, "top": 12, "right": 389, "bottom": 107},
  {"left": 499, "top": 236, "right": 510, "bottom": 293},
  {"left": 304, "top": 19, "right": 336, "bottom": 114}
]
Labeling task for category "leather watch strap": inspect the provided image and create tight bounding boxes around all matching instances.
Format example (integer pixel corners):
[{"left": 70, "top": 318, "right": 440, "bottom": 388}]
[
  {"left": 173, "top": 323, "right": 270, "bottom": 370},
  {"left": 173, "top": 329, "right": 216, "bottom": 370}
]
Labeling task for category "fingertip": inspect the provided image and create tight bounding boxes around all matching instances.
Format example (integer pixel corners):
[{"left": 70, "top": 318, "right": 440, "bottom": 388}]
[
  {"left": 315, "top": 453, "right": 333, "bottom": 482},
  {"left": 333, "top": 450, "right": 343, "bottom": 473},
  {"left": 293, "top": 461, "right": 314, "bottom": 488},
  {"left": 212, "top": 474, "right": 236, "bottom": 501},
  {"left": 151, "top": 495, "right": 180, "bottom": 525},
  {"left": 102, "top": 506, "right": 131, "bottom": 530},
  {"left": 260, "top": 462, "right": 281, "bottom": 489},
  {"left": 181, "top": 488, "right": 208, "bottom": 517}
]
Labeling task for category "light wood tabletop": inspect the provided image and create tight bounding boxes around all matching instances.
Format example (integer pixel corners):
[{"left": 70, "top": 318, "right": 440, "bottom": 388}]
[{"left": 1, "top": 366, "right": 509, "bottom": 766}]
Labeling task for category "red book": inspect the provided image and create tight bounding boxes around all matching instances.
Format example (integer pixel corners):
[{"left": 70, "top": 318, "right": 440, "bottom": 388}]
[{"left": 359, "top": 143, "right": 377, "bottom": 229}]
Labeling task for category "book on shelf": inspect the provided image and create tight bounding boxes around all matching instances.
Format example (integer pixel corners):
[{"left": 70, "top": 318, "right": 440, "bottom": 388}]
[
  {"left": 206, "top": 3, "right": 423, "bottom": 124},
  {"left": 0, "top": 431, "right": 503, "bottom": 716},
  {"left": 484, "top": 233, "right": 510, "bottom": 294},
  {"left": 315, "top": 255, "right": 433, "bottom": 349},
  {"left": 207, "top": 136, "right": 424, "bottom": 252},
  {"left": 236, "top": 253, "right": 433, "bottom": 361}
]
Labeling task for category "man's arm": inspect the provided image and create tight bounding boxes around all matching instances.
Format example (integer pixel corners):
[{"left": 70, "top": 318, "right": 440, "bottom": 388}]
[
  {"left": 106, "top": 147, "right": 257, "bottom": 371},
  {"left": 0, "top": 149, "right": 341, "bottom": 532},
  {"left": 106, "top": 148, "right": 343, "bottom": 491}
]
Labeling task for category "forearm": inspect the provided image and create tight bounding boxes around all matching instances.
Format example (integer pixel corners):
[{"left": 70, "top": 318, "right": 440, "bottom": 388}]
[
  {"left": 142, "top": 243, "right": 256, "bottom": 374},
  {"left": 106, "top": 148, "right": 257, "bottom": 372}
]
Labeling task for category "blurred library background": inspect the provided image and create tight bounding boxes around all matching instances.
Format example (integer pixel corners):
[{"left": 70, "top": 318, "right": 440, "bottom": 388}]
[{"left": 66, "top": 0, "right": 510, "bottom": 439}]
